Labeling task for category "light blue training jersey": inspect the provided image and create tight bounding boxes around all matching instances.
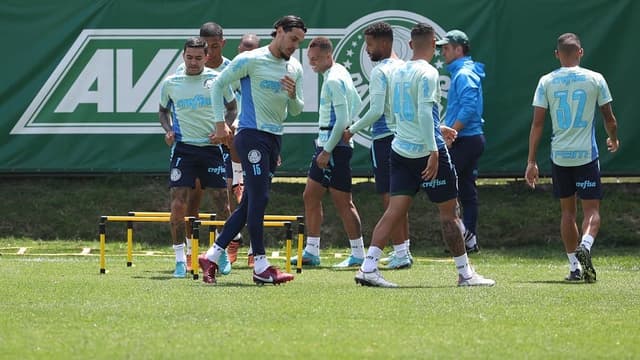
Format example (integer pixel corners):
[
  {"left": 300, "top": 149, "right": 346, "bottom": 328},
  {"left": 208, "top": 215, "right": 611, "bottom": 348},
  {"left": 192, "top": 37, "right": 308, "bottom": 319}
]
[
  {"left": 390, "top": 59, "right": 444, "bottom": 158},
  {"left": 211, "top": 46, "right": 304, "bottom": 135},
  {"left": 349, "top": 58, "right": 404, "bottom": 139},
  {"left": 532, "top": 66, "right": 612, "bottom": 167},
  {"left": 316, "top": 62, "right": 362, "bottom": 152},
  {"left": 159, "top": 68, "right": 234, "bottom": 146}
]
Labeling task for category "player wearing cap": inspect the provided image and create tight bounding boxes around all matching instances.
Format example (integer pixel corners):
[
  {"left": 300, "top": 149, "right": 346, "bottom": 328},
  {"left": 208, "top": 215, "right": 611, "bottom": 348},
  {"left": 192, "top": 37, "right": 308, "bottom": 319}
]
[{"left": 437, "top": 29, "right": 486, "bottom": 253}]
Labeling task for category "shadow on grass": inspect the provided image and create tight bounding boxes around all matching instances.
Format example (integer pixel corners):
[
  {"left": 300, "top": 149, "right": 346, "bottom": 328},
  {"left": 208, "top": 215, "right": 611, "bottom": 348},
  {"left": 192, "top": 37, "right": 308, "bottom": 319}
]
[{"left": 515, "top": 280, "right": 595, "bottom": 285}]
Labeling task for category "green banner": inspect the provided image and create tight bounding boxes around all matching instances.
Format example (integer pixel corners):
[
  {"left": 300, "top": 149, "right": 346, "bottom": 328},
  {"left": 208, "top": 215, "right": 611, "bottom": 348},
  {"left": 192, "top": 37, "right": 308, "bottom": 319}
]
[{"left": 1, "top": 0, "right": 638, "bottom": 175}]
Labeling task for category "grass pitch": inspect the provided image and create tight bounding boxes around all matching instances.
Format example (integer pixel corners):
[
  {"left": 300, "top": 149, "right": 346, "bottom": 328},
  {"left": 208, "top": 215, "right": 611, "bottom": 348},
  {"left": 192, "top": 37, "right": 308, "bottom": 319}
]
[{"left": 1, "top": 241, "right": 639, "bottom": 359}]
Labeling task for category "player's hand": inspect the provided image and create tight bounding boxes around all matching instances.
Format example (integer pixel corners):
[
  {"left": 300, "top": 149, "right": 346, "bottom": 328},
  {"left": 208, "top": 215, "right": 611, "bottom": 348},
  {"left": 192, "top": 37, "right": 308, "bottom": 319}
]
[
  {"left": 607, "top": 137, "right": 619, "bottom": 153},
  {"left": 421, "top": 151, "right": 439, "bottom": 181},
  {"left": 440, "top": 125, "right": 457, "bottom": 148},
  {"left": 342, "top": 129, "right": 354, "bottom": 143},
  {"left": 525, "top": 162, "right": 538, "bottom": 189},
  {"left": 277, "top": 155, "right": 282, "bottom": 167},
  {"left": 209, "top": 122, "right": 232, "bottom": 147},
  {"left": 316, "top": 150, "right": 331, "bottom": 169},
  {"left": 280, "top": 75, "right": 296, "bottom": 99},
  {"left": 164, "top": 130, "right": 175, "bottom": 146}
]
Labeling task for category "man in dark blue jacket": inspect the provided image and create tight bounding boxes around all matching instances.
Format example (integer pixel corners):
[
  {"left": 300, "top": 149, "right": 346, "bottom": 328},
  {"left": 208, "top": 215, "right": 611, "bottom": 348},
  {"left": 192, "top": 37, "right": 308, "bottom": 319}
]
[{"left": 437, "top": 30, "right": 486, "bottom": 253}]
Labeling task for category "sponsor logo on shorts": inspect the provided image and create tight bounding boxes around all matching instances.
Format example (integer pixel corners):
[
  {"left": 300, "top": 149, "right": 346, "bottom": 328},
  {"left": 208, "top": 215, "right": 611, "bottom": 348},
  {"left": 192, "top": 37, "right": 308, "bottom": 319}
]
[
  {"left": 170, "top": 168, "right": 182, "bottom": 181},
  {"left": 576, "top": 180, "right": 597, "bottom": 189},
  {"left": 208, "top": 166, "right": 226, "bottom": 175},
  {"left": 422, "top": 178, "right": 447, "bottom": 189},
  {"left": 248, "top": 150, "right": 262, "bottom": 164}
]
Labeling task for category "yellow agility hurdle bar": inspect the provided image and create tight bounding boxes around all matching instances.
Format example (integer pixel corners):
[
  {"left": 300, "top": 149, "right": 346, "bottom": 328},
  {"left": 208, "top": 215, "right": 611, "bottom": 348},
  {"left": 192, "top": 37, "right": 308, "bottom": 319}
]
[
  {"left": 191, "top": 220, "right": 293, "bottom": 280},
  {"left": 130, "top": 212, "right": 306, "bottom": 274},
  {"left": 261, "top": 215, "right": 305, "bottom": 274},
  {"left": 130, "top": 211, "right": 218, "bottom": 272},
  {"left": 98, "top": 215, "right": 193, "bottom": 274},
  {"left": 98, "top": 215, "right": 304, "bottom": 274}
]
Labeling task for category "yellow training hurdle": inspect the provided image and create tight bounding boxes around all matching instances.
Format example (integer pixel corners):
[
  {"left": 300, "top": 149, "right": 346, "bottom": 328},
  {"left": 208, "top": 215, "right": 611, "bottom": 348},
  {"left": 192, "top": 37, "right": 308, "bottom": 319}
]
[{"left": 98, "top": 213, "right": 305, "bottom": 276}]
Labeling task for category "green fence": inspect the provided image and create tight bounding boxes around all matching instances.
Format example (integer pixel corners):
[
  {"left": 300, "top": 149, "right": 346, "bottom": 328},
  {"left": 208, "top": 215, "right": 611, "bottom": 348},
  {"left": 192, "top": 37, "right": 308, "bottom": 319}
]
[{"left": 1, "top": 0, "right": 638, "bottom": 175}]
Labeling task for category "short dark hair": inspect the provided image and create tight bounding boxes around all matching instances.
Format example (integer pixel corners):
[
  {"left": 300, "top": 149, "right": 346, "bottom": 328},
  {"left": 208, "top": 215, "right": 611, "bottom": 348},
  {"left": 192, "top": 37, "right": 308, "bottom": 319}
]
[
  {"left": 271, "top": 15, "right": 307, "bottom": 37},
  {"left": 364, "top": 21, "right": 394, "bottom": 41},
  {"left": 308, "top": 37, "right": 333, "bottom": 52},
  {"left": 557, "top": 32, "right": 581, "bottom": 54},
  {"left": 200, "top": 22, "right": 223, "bottom": 38},
  {"left": 183, "top": 37, "right": 208, "bottom": 54},
  {"left": 411, "top": 23, "right": 435, "bottom": 41}
]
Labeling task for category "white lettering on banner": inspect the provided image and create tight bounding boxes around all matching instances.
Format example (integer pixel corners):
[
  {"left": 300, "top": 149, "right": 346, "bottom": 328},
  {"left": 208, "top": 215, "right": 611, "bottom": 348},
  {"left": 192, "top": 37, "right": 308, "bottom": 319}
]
[
  {"left": 12, "top": 11, "right": 448, "bottom": 143},
  {"left": 116, "top": 49, "right": 180, "bottom": 112},
  {"left": 55, "top": 49, "right": 114, "bottom": 113}
]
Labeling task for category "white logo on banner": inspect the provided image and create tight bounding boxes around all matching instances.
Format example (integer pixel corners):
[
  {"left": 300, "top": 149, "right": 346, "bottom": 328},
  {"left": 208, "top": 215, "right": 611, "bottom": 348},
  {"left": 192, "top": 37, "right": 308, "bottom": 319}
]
[{"left": 12, "top": 11, "right": 447, "bottom": 150}]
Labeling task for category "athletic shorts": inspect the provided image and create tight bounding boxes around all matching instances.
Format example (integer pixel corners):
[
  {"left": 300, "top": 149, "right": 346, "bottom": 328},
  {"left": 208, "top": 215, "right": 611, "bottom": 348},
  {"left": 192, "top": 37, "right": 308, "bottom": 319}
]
[
  {"left": 551, "top": 159, "right": 603, "bottom": 199},
  {"left": 390, "top": 147, "right": 458, "bottom": 203},
  {"left": 307, "top": 146, "right": 353, "bottom": 193},
  {"left": 371, "top": 135, "right": 393, "bottom": 194},
  {"left": 168, "top": 142, "right": 227, "bottom": 189}
]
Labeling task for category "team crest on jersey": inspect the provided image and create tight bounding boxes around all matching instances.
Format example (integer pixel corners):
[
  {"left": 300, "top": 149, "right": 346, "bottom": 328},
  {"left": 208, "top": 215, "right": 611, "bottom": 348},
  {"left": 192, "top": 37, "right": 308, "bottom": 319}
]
[
  {"left": 203, "top": 78, "right": 214, "bottom": 89},
  {"left": 285, "top": 63, "right": 296, "bottom": 75},
  {"left": 333, "top": 10, "right": 450, "bottom": 146},
  {"left": 247, "top": 149, "right": 262, "bottom": 164},
  {"left": 170, "top": 168, "right": 182, "bottom": 181}
]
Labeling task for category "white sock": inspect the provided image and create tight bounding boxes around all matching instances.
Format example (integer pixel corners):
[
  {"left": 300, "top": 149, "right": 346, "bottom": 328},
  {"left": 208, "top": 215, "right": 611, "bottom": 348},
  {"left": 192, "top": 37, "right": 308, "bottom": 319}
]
[
  {"left": 304, "top": 236, "right": 320, "bottom": 256},
  {"left": 350, "top": 237, "right": 365, "bottom": 258},
  {"left": 186, "top": 237, "right": 192, "bottom": 256},
  {"left": 173, "top": 243, "right": 186, "bottom": 263},
  {"left": 361, "top": 246, "right": 383, "bottom": 273},
  {"left": 205, "top": 244, "right": 224, "bottom": 264},
  {"left": 453, "top": 254, "right": 473, "bottom": 279},
  {"left": 247, "top": 243, "right": 253, "bottom": 256},
  {"left": 232, "top": 162, "right": 243, "bottom": 186},
  {"left": 393, "top": 243, "right": 408, "bottom": 258},
  {"left": 581, "top": 234, "right": 594, "bottom": 252},
  {"left": 253, "top": 255, "right": 269, "bottom": 273},
  {"left": 567, "top": 252, "right": 581, "bottom": 272},
  {"left": 404, "top": 239, "right": 411, "bottom": 252}
]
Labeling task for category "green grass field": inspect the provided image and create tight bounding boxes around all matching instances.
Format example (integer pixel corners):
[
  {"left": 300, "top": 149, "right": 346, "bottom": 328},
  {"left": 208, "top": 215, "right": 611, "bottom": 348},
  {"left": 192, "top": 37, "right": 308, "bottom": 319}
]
[{"left": 1, "top": 240, "right": 639, "bottom": 359}]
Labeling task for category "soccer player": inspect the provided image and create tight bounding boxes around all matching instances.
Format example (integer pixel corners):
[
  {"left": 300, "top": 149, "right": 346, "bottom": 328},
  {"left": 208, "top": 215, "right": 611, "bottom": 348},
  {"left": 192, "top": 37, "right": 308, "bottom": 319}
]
[
  {"left": 289, "top": 37, "right": 365, "bottom": 268},
  {"left": 354, "top": 23, "right": 495, "bottom": 288},
  {"left": 226, "top": 33, "right": 262, "bottom": 267},
  {"left": 158, "top": 37, "right": 237, "bottom": 278},
  {"left": 437, "top": 29, "right": 486, "bottom": 253},
  {"left": 175, "top": 22, "right": 235, "bottom": 271},
  {"left": 525, "top": 33, "right": 619, "bottom": 283},
  {"left": 342, "top": 22, "right": 412, "bottom": 270},
  {"left": 199, "top": 15, "right": 307, "bottom": 285}
]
